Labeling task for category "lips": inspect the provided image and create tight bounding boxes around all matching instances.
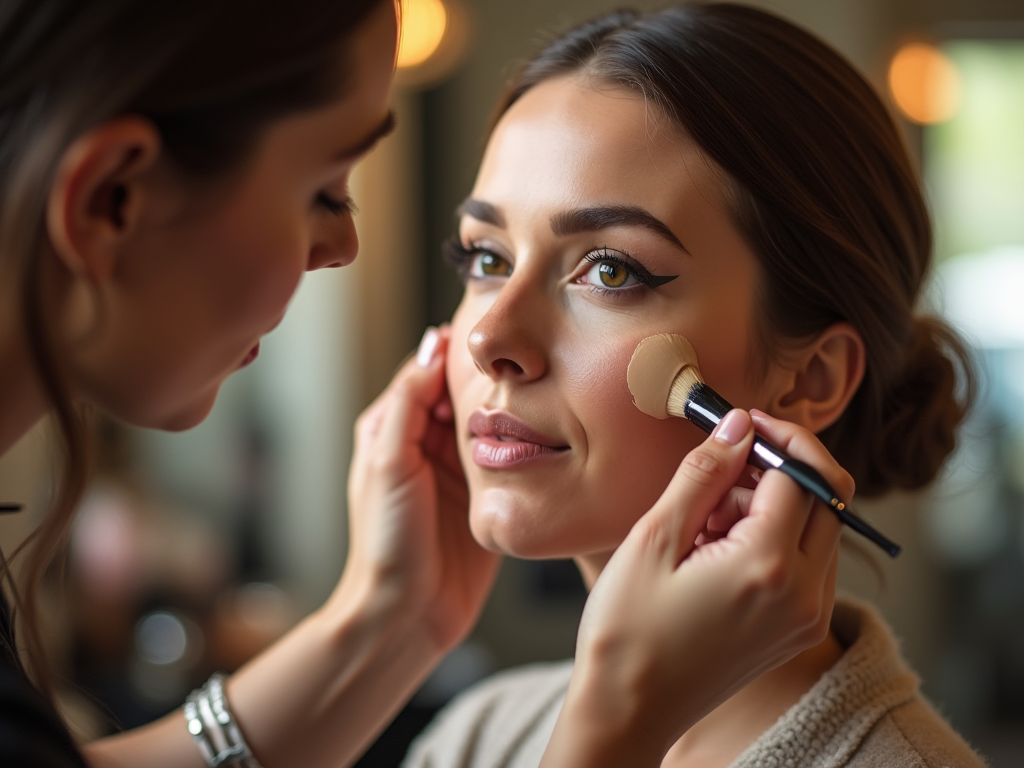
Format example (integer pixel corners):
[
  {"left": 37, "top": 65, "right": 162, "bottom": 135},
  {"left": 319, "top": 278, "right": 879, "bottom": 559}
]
[
  {"left": 239, "top": 342, "right": 260, "bottom": 368},
  {"left": 468, "top": 410, "right": 569, "bottom": 468},
  {"left": 239, "top": 316, "right": 284, "bottom": 369}
]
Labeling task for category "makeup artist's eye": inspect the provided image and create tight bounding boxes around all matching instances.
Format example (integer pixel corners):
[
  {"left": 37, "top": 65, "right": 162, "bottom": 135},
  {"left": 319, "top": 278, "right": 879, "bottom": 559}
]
[
  {"left": 577, "top": 248, "right": 677, "bottom": 292},
  {"left": 316, "top": 192, "right": 356, "bottom": 216},
  {"left": 443, "top": 237, "right": 512, "bottom": 282}
]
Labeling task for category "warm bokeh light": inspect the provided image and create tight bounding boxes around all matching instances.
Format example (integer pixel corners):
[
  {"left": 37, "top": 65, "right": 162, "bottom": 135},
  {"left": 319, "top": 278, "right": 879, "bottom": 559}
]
[
  {"left": 397, "top": 0, "right": 448, "bottom": 69},
  {"left": 888, "top": 42, "right": 962, "bottom": 124}
]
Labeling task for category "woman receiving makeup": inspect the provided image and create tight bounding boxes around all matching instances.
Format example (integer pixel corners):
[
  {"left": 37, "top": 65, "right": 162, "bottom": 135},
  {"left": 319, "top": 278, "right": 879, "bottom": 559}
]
[
  {"left": 404, "top": 5, "right": 985, "bottom": 768},
  {"left": 0, "top": 1, "right": 871, "bottom": 767}
]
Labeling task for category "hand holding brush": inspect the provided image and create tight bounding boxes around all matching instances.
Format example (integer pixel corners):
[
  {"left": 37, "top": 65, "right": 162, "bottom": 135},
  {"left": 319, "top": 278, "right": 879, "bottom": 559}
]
[{"left": 627, "top": 334, "right": 901, "bottom": 557}]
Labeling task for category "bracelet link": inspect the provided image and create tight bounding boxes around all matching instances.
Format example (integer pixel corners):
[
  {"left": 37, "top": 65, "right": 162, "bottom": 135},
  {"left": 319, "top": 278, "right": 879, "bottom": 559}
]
[{"left": 184, "top": 673, "right": 263, "bottom": 768}]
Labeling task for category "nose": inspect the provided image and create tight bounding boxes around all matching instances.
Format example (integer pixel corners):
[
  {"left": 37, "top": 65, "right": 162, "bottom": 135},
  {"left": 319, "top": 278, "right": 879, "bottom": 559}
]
[
  {"left": 467, "top": 276, "right": 548, "bottom": 383},
  {"left": 308, "top": 213, "right": 359, "bottom": 271}
]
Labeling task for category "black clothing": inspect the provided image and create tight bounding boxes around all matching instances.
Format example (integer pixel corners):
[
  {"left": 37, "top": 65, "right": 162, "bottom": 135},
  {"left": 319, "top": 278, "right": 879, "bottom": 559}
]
[{"left": 0, "top": 589, "right": 88, "bottom": 767}]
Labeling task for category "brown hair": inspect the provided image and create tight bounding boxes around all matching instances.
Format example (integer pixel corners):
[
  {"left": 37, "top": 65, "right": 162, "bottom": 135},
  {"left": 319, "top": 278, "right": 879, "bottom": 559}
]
[
  {"left": 493, "top": 3, "right": 974, "bottom": 497},
  {"left": 0, "top": 0, "right": 386, "bottom": 698}
]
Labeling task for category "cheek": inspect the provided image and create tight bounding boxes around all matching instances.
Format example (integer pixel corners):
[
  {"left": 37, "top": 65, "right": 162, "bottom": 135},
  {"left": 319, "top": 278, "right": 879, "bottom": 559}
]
[
  {"left": 683, "top": 325, "right": 765, "bottom": 411},
  {"left": 561, "top": 333, "right": 704, "bottom": 538},
  {"left": 202, "top": 207, "right": 306, "bottom": 326},
  {"left": 107, "top": 202, "right": 305, "bottom": 424}
]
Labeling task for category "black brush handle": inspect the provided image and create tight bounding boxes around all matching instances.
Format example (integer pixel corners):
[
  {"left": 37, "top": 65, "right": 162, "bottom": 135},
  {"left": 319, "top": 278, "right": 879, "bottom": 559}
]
[
  {"left": 682, "top": 383, "right": 901, "bottom": 558},
  {"left": 773, "top": 458, "right": 901, "bottom": 557},
  {"left": 0, "top": 504, "right": 23, "bottom": 514}
]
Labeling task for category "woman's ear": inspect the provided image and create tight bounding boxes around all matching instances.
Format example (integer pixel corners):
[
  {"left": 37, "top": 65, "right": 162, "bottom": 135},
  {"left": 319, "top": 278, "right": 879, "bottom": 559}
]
[
  {"left": 767, "top": 322, "right": 865, "bottom": 433},
  {"left": 45, "top": 116, "right": 161, "bottom": 282}
]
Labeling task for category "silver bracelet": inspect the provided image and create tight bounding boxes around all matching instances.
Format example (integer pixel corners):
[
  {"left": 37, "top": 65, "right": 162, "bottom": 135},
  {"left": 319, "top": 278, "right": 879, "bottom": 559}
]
[{"left": 184, "top": 673, "right": 263, "bottom": 768}]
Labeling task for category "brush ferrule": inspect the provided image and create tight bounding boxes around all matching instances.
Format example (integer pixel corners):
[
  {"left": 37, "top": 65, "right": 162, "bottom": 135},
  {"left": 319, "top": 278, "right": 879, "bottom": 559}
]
[{"left": 682, "top": 382, "right": 733, "bottom": 434}]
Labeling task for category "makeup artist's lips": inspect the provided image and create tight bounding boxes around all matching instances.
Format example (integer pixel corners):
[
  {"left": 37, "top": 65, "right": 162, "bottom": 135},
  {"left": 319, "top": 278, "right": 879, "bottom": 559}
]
[
  {"left": 239, "top": 342, "right": 260, "bottom": 368},
  {"left": 468, "top": 411, "right": 569, "bottom": 469}
]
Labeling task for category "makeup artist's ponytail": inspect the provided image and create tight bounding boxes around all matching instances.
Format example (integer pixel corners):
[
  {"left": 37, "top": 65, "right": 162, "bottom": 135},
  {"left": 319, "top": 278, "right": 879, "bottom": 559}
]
[{"left": 494, "top": 2, "right": 975, "bottom": 498}]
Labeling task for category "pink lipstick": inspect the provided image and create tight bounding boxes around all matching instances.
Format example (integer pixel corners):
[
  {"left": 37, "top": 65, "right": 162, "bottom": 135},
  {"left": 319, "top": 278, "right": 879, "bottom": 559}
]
[
  {"left": 240, "top": 342, "right": 260, "bottom": 368},
  {"left": 468, "top": 411, "right": 569, "bottom": 469}
]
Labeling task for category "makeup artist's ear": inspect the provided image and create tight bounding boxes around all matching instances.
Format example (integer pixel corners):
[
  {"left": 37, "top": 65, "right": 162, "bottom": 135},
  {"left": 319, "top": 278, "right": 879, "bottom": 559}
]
[
  {"left": 767, "top": 322, "right": 865, "bottom": 433},
  {"left": 45, "top": 117, "right": 162, "bottom": 282}
]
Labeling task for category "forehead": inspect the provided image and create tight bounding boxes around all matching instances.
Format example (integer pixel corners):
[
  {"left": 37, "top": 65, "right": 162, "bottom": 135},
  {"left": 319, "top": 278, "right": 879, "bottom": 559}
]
[{"left": 473, "top": 75, "right": 726, "bottom": 220}]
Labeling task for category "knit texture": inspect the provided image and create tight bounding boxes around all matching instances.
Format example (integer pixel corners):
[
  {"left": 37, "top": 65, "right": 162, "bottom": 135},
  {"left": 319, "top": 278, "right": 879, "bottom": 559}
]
[
  {"left": 403, "top": 597, "right": 988, "bottom": 768},
  {"left": 731, "top": 597, "right": 917, "bottom": 766}
]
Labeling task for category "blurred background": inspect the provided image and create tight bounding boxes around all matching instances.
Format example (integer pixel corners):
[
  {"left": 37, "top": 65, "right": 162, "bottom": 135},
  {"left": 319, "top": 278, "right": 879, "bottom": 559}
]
[{"left": 1, "top": 0, "right": 1023, "bottom": 765}]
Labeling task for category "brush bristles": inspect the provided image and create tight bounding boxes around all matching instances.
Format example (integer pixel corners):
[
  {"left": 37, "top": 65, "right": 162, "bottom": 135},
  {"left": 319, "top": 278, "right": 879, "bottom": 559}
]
[{"left": 666, "top": 366, "right": 705, "bottom": 418}]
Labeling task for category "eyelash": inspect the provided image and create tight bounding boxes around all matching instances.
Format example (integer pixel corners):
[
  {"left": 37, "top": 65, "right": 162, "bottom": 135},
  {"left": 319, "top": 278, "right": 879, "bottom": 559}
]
[
  {"left": 581, "top": 247, "right": 665, "bottom": 292},
  {"left": 444, "top": 238, "right": 673, "bottom": 297},
  {"left": 316, "top": 192, "right": 357, "bottom": 216},
  {"left": 443, "top": 237, "right": 483, "bottom": 282}
]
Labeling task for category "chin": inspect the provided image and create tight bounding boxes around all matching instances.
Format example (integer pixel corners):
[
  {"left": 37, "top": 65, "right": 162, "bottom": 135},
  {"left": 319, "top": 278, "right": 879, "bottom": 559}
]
[
  {"left": 92, "top": 385, "right": 219, "bottom": 432},
  {"left": 468, "top": 488, "right": 616, "bottom": 560},
  {"left": 127, "top": 387, "right": 221, "bottom": 432},
  {"left": 159, "top": 407, "right": 215, "bottom": 432},
  {"left": 162, "top": 392, "right": 221, "bottom": 431}
]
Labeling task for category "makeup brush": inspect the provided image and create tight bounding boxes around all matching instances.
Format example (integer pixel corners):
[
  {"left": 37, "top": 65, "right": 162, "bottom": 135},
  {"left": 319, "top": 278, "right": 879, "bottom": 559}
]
[{"left": 627, "top": 334, "right": 901, "bottom": 557}]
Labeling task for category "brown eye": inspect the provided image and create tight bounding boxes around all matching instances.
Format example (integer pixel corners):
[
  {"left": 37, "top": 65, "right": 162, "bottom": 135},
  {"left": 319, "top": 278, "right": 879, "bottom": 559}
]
[
  {"left": 598, "top": 261, "right": 628, "bottom": 287},
  {"left": 470, "top": 251, "right": 513, "bottom": 278},
  {"left": 583, "top": 258, "right": 639, "bottom": 290}
]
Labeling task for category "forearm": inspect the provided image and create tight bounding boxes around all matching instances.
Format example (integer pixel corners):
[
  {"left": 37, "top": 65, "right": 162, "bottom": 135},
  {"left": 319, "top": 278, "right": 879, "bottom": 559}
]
[
  {"left": 540, "top": 660, "right": 677, "bottom": 768},
  {"left": 85, "top": 332, "right": 490, "bottom": 768},
  {"left": 84, "top": 578, "right": 442, "bottom": 768}
]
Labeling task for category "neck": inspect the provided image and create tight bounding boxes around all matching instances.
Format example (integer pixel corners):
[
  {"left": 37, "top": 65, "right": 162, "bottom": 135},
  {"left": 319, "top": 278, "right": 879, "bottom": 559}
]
[
  {"left": 0, "top": 302, "right": 50, "bottom": 458},
  {"left": 575, "top": 550, "right": 844, "bottom": 768}
]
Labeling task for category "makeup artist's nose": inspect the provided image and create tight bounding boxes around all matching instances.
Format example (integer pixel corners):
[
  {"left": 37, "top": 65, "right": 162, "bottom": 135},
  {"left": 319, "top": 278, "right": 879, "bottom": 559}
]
[
  {"left": 308, "top": 212, "right": 359, "bottom": 270},
  {"left": 468, "top": 278, "right": 548, "bottom": 383}
]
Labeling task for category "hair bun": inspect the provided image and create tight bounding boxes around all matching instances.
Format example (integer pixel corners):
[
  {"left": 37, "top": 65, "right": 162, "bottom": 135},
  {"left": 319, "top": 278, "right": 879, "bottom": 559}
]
[{"left": 832, "top": 316, "right": 975, "bottom": 497}]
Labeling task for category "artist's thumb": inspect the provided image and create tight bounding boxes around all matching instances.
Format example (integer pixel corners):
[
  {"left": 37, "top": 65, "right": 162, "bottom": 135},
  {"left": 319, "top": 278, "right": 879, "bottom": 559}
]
[{"left": 643, "top": 409, "right": 755, "bottom": 566}]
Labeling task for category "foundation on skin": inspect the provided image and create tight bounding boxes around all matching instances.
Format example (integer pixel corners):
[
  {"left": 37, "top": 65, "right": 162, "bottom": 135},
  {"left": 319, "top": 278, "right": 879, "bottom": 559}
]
[{"left": 626, "top": 333, "right": 699, "bottom": 419}]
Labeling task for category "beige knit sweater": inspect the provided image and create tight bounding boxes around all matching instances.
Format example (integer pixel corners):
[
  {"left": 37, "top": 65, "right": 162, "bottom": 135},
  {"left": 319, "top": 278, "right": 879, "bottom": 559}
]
[{"left": 403, "top": 598, "right": 988, "bottom": 768}]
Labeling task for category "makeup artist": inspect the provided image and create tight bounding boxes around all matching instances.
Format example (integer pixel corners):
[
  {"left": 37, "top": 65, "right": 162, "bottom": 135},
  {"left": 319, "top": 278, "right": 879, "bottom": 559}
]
[{"left": 0, "top": 2, "right": 849, "bottom": 767}]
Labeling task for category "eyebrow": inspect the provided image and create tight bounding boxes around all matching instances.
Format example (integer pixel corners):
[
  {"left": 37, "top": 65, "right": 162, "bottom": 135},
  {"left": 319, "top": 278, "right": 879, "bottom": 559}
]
[
  {"left": 551, "top": 205, "right": 686, "bottom": 251},
  {"left": 336, "top": 111, "right": 396, "bottom": 160},
  {"left": 456, "top": 198, "right": 505, "bottom": 228},
  {"left": 456, "top": 198, "right": 686, "bottom": 252}
]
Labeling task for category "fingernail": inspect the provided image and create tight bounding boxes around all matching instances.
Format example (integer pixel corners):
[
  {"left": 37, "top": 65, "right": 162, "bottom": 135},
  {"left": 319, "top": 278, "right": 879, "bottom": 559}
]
[
  {"left": 713, "top": 409, "right": 748, "bottom": 445},
  {"left": 416, "top": 327, "right": 440, "bottom": 367}
]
